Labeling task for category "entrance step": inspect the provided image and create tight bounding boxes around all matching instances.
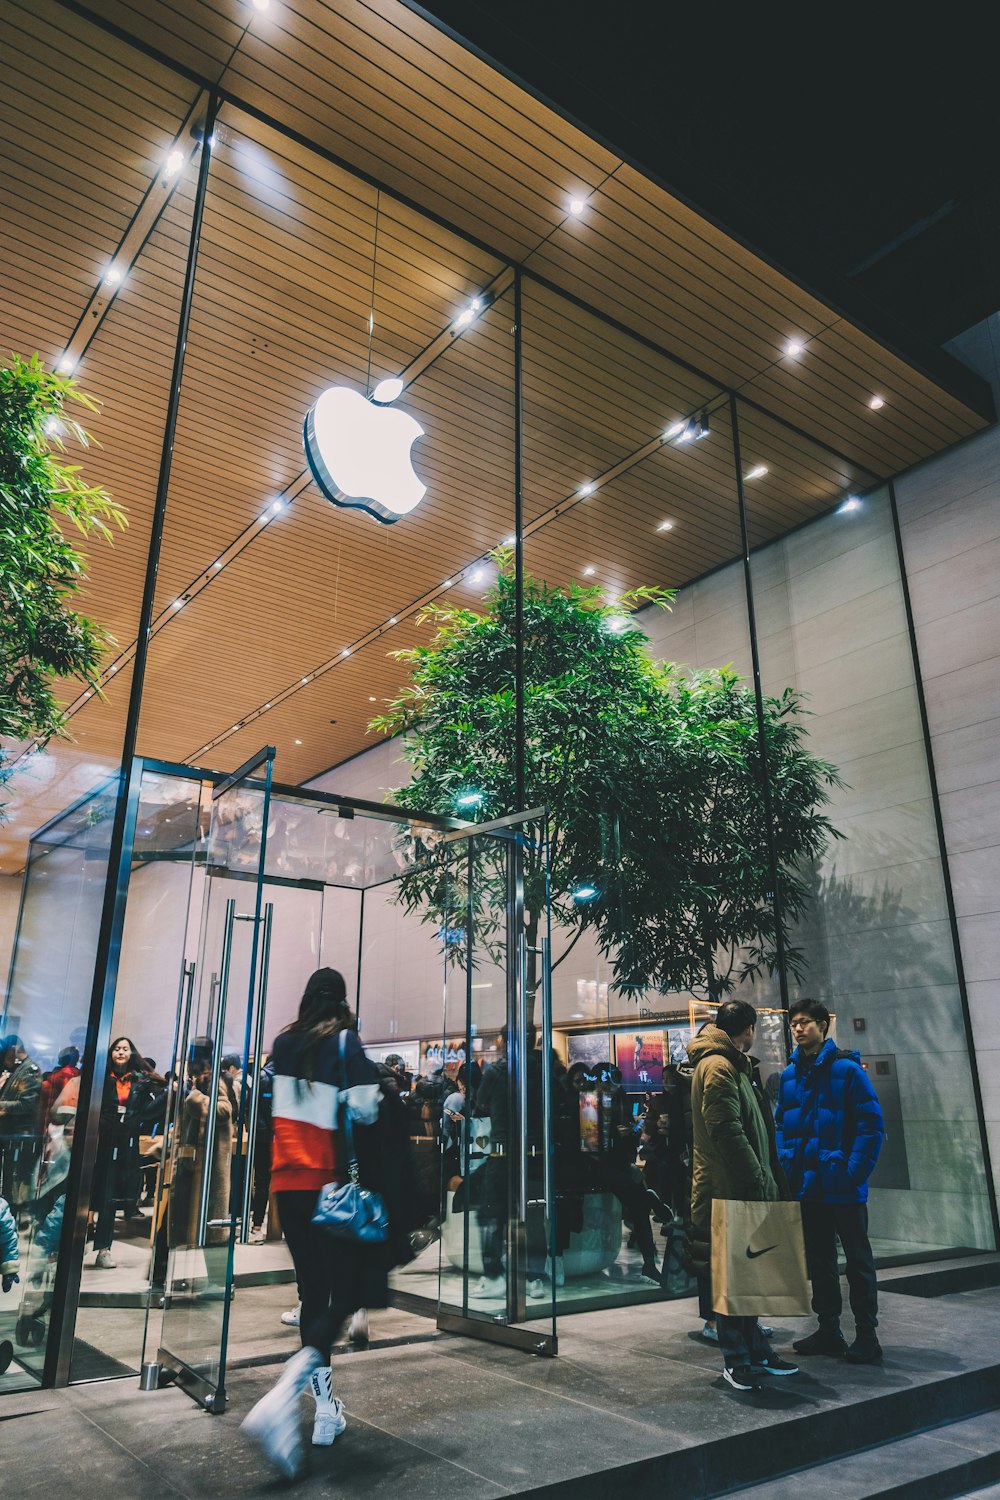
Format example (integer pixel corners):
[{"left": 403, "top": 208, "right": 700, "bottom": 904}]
[
  {"left": 878, "top": 1252, "right": 1000, "bottom": 1299},
  {"left": 722, "top": 1409, "right": 1000, "bottom": 1499}
]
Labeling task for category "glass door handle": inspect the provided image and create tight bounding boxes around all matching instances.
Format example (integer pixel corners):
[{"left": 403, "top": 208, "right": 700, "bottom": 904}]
[
  {"left": 197, "top": 897, "right": 236, "bottom": 1246},
  {"left": 240, "top": 902, "right": 273, "bottom": 1243},
  {"left": 539, "top": 935, "right": 553, "bottom": 1219},
  {"left": 164, "top": 960, "right": 197, "bottom": 1192}
]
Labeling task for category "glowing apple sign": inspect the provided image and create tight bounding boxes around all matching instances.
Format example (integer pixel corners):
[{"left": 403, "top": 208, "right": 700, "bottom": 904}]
[{"left": 304, "top": 385, "right": 426, "bottom": 525}]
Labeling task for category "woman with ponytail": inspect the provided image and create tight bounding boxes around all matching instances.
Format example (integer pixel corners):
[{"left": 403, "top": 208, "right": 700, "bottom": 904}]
[{"left": 241, "top": 968, "right": 383, "bottom": 1479}]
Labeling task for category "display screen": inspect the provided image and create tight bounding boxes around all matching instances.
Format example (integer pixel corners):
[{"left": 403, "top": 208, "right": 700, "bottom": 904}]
[{"left": 615, "top": 1030, "right": 664, "bottom": 1091}]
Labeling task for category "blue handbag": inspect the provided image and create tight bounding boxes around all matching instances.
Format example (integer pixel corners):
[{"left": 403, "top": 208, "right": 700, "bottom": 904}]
[{"left": 312, "top": 1034, "right": 389, "bottom": 1243}]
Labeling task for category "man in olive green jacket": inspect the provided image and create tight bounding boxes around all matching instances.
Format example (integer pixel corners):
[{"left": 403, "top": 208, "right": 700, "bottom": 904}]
[{"left": 688, "top": 1000, "right": 797, "bottom": 1391}]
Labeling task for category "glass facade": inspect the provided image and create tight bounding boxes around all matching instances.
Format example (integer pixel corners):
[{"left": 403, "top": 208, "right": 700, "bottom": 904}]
[{"left": 0, "top": 0, "right": 994, "bottom": 1399}]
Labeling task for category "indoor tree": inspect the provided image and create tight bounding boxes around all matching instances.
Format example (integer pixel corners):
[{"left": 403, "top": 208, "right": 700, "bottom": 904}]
[
  {"left": 0, "top": 354, "right": 126, "bottom": 807},
  {"left": 372, "top": 553, "right": 843, "bottom": 1005}
]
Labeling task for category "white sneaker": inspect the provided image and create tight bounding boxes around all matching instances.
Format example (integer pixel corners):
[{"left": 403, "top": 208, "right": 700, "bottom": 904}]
[
  {"left": 280, "top": 1304, "right": 301, "bottom": 1327},
  {"left": 308, "top": 1366, "right": 347, "bottom": 1447},
  {"left": 470, "top": 1274, "right": 505, "bottom": 1299},
  {"left": 348, "top": 1308, "right": 369, "bottom": 1346},
  {"left": 526, "top": 1277, "right": 547, "bottom": 1300},
  {"left": 248, "top": 1225, "right": 267, "bottom": 1245},
  {"left": 241, "top": 1345, "right": 323, "bottom": 1478},
  {"left": 94, "top": 1249, "right": 116, "bottom": 1269}
]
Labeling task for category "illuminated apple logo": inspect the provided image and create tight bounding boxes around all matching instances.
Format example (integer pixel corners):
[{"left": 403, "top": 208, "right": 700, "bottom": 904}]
[{"left": 304, "top": 385, "right": 426, "bottom": 525}]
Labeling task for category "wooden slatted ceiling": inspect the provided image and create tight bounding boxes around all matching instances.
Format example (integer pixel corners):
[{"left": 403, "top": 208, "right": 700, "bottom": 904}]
[
  {"left": 75, "top": 0, "right": 990, "bottom": 469},
  {"left": 0, "top": 0, "right": 989, "bottom": 873}
]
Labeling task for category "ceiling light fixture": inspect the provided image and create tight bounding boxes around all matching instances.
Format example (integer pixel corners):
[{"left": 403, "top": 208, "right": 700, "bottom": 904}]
[
  {"left": 583, "top": 566, "right": 596, "bottom": 577},
  {"left": 839, "top": 496, "right": 862, "bottom": 513},
  {"left": 294, "top": 738, "right": 303, "bottom": 746},
  {"left": 44, "top": 416, "right": 62, "bottom": 435},
  {"left": 504, "top": 534, "right": 516, "bottom": 546},
  {"left": 212, "top": 560, "right": 222, "bottom": 570},
  {"left": 869, "top": 394, "right": 885, "bottom": 410},
  {"left": 271, "top": 499, "right": 283, "bottom": 513},
  {"left": 568, "top": 198, "right": 586, "bottom": 216},
  {"left": 571, "top": 884, "right": 598, "bottom": 902},
  {"left": 301, "top": 676, "right": 309, "bottom": 684},
  {"left": 785, "top": 339, "right": 805, "bottom": 358},
  {"left": 657, "top": 519, "right": 674, "bottom": 532},
  {"left": 677, "top": 413, "right": 709, "bottom": 444},
  {"left": 368, "top": 695, "right": 377, "bottom": 702},
  {"left": 664, "top": 421, "right": 685, "bottom": 440},
  {"left": 341, "top": 648, "right": 350, "bottom": 656},
  {"left": 251, "top": 0, "right": 270, "bottom": 10},
  {"left": 104, "top": 266, "right": 122, "bottom": 287},
  {"left": 388, "top": 616, "right": 397, "bottom": 625},
  {"left": 470, "top": 568, "right": 486, "bottom": 584},
  {"left": 578, "top": 482, "right": 594, "bottom": 496},
  {"left": 443, "top": 578, "right": 453, "bottom": 587},
  {"left": 164, "top": 149, "right": 184, "bottom": 179},
  {"left": 745, "top": 465, "right": 769, "bottom": 481},
  {"left": 456, "top": 790, "right": 485, "bottom": 809},
  {"left": 56, "top": 356, "right": 76, "bottom": 375}
]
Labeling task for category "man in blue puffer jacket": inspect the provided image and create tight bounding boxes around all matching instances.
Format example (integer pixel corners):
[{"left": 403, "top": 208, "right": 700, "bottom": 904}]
[{"left": 775, "top": 999, "right": 885, "bottom": 1364}]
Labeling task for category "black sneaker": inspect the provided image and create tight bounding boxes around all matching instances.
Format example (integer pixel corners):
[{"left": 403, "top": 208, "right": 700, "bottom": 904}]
[
  {"left": 750, "top": 1354, "right": 799, "bottom": 1376},
  {"left": 0, "top": 1339, "right": 12, "bottom": 1376},
  {"left": 722, "top": 1364, "right": 761, "bottom": 1391},
  {"left": 845, "top": 1337, "right": 883, "bottom": 1364},
  {"left": 793, "top": 1327, "right": 848, "bottom": 1356}
]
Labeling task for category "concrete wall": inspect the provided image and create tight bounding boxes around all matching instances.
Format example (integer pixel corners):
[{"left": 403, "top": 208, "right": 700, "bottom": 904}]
[{"left": 895, "top": 418, "right": 1000, "bottom": 1207}]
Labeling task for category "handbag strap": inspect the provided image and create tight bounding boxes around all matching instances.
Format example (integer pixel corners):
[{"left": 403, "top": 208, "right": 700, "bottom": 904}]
[{"left": 337, "top": 1030, "right": 360, "bottom": 1184}]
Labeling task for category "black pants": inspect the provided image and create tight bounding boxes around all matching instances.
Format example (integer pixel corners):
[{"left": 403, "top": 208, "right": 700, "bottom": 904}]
[
  {"left": 251, "top": 1131, "right": 271, "bottom": 1227},
  {"left": 801, "top": 1200, "right": 878, "bottom": 1335},
  {"left": 718, "top": 1315, "right": 772, "bottom": 1368},
  {"left": 276, "top": 1190, "right": 360, "bottom": 1360}
]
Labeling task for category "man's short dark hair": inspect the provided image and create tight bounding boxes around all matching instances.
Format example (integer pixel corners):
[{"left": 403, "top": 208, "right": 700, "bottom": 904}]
[
  {"left": 789, "top": 999, "right": 831, "bottom": 1032},
  {"left": 715, "top": 1000, "right": 758, "bottom": 1038},
  {"left": 221, "top": 1053, "right": 242, "bottom": 1072}
]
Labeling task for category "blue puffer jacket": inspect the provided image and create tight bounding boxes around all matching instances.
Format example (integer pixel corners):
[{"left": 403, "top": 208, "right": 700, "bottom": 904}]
[
  {"left": 774, "top": 1038, "right": 884, "bottom": 1204},
  {"left": 0, "top": 1193, "right": 19, "bottom": 1275}
]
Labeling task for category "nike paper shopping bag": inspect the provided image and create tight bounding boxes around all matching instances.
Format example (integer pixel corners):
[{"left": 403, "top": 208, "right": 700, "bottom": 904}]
[{"left": 710, "top": 1199, "right": 812, "bottom": 1316}]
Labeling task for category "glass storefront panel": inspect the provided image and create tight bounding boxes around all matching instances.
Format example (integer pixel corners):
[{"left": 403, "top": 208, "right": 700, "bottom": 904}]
[{"left": 736, "top": 400, "right": 993, "bottom": 1254}]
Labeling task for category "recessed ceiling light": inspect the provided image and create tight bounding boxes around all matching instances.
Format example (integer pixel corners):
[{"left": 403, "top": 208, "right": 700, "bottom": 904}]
[
  {"left": 443, "top": 578, "right": 453, "bottom": 587},
  {"left": 745, "top": 465, "right": 768, "bottom": 481},
  {"left": 294, "top": 738, "right": 302, "bottom": 745},
  {"left": 164, "top": 149, "right": 184, "bottom": 179},
  {"left": 264, "top": 703, "right": 271, "bottom": 709},
  {"left": 785, "top": 339, "right": 805, "bottom": 358},
  {"left": 271, "top": 499, "right": 283, "bottom": 513},
  {"left": 578, "top": 483, "right": 594, "bottom": 496},
  {"left": 470, "top": 568, "right": 486, "bottom": 584},
  {"left": 664, "top": 422, "right": 685, "bottom": 440},
  {"left": 657, "top": 519, "right": 674, "bottom": 532},
  {"left": 568, "top": 197, "right": 586, "bottom": 215},
  {"left": 583, "top": 566, "right": 596, "bottom": 577},
  {"left": 869, "top": 394, "right": 885, "bottom": 410},
  {"left": 171, "top": 598, "right": 185, "bottom": 610},
  {"left": 56, "top": 356, "right": 76, "bottom": 374},
  {"left": 368, "top": 695, "right": 377, "bottom": 702},
  {"left": 341, "top": 648, "right": 350, "bottom": 656},
  {"left": 104, "top": 266, "right": 122, "bottom": 287},
  {"left": 212, "top": 560, "right": 222, "bottom": 570},
  {"left": 504, "top": 534, "right": 516, "bottom": 546},
  {"left": 388, "top": 616, "right": 397, "bottom": 625},
  {"left": 252, "top": 0, "right": 270, "bottom": 10},
  {"left": 44, "top": 416, "right": 62, "bottom": 435},
  {"left": 301, "top": 676, "right": 309, "bottom": 684},
  {"left": 839, "top": 496, "right": 862, "bottom": 513}
]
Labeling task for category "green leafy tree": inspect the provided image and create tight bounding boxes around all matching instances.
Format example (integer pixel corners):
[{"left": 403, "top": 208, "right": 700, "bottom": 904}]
[
  {"left": 1, "top": 354, "right": 126, "bottom": 799},
  {"left": 373, "top": 556, "right": 843, "bottom": 1004}
]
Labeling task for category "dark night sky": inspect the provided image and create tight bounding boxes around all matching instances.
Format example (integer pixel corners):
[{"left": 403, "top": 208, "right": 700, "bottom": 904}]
[{"left": 417, "top": 2, "right": 999, "bottom": 363}]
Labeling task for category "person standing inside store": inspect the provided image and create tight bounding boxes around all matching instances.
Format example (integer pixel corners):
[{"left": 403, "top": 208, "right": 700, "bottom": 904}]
[
  {"left": 775, "top": 999, "right": 885, "bottom": 1364},
  {"left": 687, "top": 1000, "right": 798, "bottom": 1391},
  {"left": 241, "top": 968, "right": 385, "bottom": 1480},
  {"left": 90, "top": 1037, "right": 165, "bottom": 1268}
]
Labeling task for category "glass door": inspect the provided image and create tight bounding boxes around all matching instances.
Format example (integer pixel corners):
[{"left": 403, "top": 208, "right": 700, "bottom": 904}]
[
  {"left": 436, "top": 809, "right": 556, "bottom": 1356},
  {"left": 158, "top": 748, "right": 274, "bottom": 1410}
]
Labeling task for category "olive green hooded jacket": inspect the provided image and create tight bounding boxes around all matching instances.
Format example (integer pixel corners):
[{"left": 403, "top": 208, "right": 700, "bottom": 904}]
[{"left": 687, "top": 1025, "right": 780, "bottom": 1269}]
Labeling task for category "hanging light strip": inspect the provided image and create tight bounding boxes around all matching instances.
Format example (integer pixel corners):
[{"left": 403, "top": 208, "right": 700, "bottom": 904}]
[{"left": 53, "top": 92, "right": 211, "bottom": 377}]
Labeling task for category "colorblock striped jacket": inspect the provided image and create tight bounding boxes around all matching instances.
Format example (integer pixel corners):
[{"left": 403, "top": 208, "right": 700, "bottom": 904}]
[
  {"left": 0, "top": 1193, "right": 19, "bottom": 1276},
  {"left": 269, "top": 1027, "right": 381, "bottom": 1194}
]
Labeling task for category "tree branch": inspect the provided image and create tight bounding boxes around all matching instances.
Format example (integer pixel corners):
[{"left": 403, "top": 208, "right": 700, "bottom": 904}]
[{"left": 550, "top": 921, "right": 587, "bottom": 972}]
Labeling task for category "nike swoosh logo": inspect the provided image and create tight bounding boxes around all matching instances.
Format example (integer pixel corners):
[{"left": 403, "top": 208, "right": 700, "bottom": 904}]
[{"left": 746, "top": 1244, "right": 778, "bottom": 1259}]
